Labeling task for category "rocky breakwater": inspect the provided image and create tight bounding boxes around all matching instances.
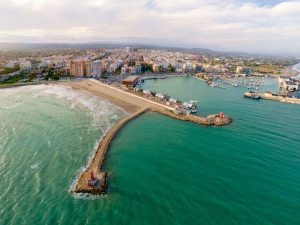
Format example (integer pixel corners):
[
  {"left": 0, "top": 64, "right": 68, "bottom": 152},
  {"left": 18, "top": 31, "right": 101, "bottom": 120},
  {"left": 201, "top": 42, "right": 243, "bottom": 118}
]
[
  {"left": 72, "top": 108, "right": 149, "bottom": 195},
  {"left": 152, "top": 107, "right": 232, "bottom": 126}
]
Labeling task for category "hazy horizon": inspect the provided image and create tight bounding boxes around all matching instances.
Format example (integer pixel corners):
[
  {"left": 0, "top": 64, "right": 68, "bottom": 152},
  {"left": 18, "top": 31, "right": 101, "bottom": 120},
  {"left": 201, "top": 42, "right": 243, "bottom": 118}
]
[{"left": 0, "top": 0, "right": 300, "bottom": 55}]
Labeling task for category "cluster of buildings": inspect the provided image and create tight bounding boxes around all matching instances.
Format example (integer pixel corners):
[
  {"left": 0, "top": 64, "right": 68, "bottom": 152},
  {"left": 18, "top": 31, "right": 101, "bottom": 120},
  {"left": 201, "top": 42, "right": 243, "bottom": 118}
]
[
  {"left": 70, "top": 60, "right": 102, "bottom": 77},
  {"left": 1, "top": 47, "right": 298, "bottom": 84},
  {"left": 236, "top": 66, "right": 253, "bottom": 76},
  {"left": 278, "top": 77, "right": 300, "bottom": 93},
  {"left": 5, "top": 60, "right": 32, "bottom": 70}
]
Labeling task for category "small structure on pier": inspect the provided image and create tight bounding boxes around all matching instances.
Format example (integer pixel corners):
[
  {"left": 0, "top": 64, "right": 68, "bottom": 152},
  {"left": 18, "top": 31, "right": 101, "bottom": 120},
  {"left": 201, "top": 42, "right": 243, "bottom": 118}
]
[
  {"left": 122, "top": 75, "right": 139, "bottom": 87},
  {"left": 87, "top": 171, "right": 100, "bottom": 187}
]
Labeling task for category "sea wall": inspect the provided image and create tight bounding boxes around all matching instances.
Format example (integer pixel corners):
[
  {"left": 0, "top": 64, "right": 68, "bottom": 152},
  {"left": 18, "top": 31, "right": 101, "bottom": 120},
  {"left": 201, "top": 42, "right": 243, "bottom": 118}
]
[
  {"left": 152, "top": 107, "right": 232, "bottom": 126},
  {"left": 244, "top": 92, "right": 300, "bottom": 105}
]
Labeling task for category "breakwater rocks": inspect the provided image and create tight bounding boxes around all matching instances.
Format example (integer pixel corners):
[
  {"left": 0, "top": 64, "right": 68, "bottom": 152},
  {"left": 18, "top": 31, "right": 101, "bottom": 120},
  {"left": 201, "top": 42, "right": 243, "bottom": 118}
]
[
  {"left": 72, "top": 107, "right": 232, "bottom": 195},
  {"left": 74, "top": 171, "right": 108, "bottom": 195},
  {"left": 152, "top": 107, "right": 232, "bottom": 126},
  {"left": 72, "top": 108, "right": 149, "bottom": 195}
]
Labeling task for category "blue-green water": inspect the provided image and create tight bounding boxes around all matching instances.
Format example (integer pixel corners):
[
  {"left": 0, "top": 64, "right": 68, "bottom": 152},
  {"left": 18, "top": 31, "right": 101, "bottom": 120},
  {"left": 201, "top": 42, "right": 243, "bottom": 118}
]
[{"left": 1, "top": 78, "right": 300, "bottom": 225}]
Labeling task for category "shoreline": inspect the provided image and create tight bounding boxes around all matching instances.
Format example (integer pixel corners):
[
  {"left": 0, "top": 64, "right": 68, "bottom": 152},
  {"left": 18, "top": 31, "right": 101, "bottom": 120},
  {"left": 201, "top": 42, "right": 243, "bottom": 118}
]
[
  {"left": 282, "top": 64, "right": 300, "bottom": 77},
  {"left": 291, "top": 63, "right": 300, "bottom": 79},
  {"left": 65, "top": 79, "right": 232, "bottom": 195},
  {"left": 292, "top": 63, "right": 300, "bottom": 72}
]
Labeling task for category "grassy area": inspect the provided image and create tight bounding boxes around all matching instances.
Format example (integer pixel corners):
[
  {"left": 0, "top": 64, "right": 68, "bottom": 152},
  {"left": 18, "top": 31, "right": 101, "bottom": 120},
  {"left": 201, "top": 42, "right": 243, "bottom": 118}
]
[
  {"left": 0, "top": 72, "right": 27, "bottom": 84},
  {"left": 253, "top": 65, "right": 282, "bottom": 74},
  {"left": 0, "top": 66, "right": 20, "bottom": 75}
]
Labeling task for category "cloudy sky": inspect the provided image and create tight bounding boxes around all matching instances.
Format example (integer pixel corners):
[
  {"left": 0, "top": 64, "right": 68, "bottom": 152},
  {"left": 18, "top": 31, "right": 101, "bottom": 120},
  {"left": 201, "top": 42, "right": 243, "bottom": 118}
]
[{"left": 0, "top": 0, "right": 299, "bottom": 55}]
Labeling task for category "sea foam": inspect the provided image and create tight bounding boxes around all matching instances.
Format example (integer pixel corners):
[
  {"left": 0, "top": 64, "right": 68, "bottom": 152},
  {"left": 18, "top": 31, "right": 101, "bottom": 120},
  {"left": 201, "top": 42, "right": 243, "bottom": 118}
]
[{"left": 6, "top": 84, "right": 128, "bottom": 128}]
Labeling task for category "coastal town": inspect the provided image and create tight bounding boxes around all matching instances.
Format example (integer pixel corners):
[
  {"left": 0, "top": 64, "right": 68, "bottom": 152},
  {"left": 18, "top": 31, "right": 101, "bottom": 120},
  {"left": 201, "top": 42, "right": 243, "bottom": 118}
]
[
  {"left": 1, "top": 46, "right": 300, "bottom": 103},
  {"left": 2, "top": 0, "right": 300, "bottom": 223}
]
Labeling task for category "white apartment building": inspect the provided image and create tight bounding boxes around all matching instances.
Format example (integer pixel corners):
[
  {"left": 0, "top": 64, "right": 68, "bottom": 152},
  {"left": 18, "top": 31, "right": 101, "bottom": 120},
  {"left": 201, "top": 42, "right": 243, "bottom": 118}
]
[
  {"left": 91, "top": 60, "right": 102, "bottom": 77},
  {"left": 20, "top": 61, "right": 32, "bottom": 70}
]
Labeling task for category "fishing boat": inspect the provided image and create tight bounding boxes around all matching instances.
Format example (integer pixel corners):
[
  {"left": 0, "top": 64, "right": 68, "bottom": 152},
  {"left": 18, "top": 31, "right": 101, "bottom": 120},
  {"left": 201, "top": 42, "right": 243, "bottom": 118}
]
[
  {"left": 183, "top": 100, "right": 198, "bottom": 113},
  {"left": 251, "top": 95, "right": 261, "bottom": 100},
  {"left": 209, "top": 82, "right": 217, "bottom": 87}
]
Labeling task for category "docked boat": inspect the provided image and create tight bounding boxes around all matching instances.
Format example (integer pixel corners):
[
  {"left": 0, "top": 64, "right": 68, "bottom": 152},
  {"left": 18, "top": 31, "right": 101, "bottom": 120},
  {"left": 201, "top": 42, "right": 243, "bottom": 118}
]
[
  {"left": 244, "top": 91, "right": 261, "bottom": 100},
  {"left": 183, "top": 100, "right": 198, "bottom": 113},
  {"left": 251, "top": 95, "right": 261, "bottom": 99},
  {"left": 169, "top": 98, "right": 177, "bottom": 103},
  {"left": 209, "top": 82, "right": 217, "bottom": 88}
]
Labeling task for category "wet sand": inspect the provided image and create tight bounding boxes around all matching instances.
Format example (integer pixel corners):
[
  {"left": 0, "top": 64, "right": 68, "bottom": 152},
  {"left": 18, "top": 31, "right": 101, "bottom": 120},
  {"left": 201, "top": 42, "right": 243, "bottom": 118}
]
[{"left": 62, "top": 79, "right": 164, "bottom": 113}]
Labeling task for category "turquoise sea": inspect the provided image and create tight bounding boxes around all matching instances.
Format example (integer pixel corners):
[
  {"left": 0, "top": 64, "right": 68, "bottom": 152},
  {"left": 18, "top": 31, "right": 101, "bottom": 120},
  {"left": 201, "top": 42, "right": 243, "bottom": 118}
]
[{"left": 1, "top": 78, "right": 300, "bottom": 225}]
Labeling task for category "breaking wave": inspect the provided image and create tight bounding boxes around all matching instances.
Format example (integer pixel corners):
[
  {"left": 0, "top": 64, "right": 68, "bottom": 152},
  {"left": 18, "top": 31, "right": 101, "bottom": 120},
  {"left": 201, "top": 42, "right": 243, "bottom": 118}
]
[{"left": 1, "top": 84, "right": 127, "bottom": 128}]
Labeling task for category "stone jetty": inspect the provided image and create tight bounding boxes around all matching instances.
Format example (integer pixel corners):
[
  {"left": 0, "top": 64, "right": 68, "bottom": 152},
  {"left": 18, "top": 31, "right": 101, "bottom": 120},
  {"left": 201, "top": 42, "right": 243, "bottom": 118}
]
[
  {"left": 73, "top": 108, "right": 149, "bottom": 195},
  {"left": 244, "top": 91, "right": 300, "bottom": 104}
]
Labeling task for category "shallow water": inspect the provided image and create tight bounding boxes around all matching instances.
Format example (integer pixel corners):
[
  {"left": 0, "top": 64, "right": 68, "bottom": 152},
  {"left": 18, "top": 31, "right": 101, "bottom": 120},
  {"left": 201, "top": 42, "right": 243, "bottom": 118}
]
[{"left": 1, "top": 79, "right": 300, "bottom": 225}]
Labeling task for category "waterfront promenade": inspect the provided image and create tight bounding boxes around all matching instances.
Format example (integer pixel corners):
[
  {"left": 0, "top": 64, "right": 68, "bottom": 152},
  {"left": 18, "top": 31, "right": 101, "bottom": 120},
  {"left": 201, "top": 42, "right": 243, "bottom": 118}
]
[{"left": 66, "top": 79, "right": 232, "bottom": 195}]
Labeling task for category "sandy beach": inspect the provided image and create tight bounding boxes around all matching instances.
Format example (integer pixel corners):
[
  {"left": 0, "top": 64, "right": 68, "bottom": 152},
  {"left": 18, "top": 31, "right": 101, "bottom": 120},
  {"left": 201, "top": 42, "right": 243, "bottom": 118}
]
[
  {"left": 61, "top": 79, "right": 142, "bottom": 113},
  {"left": 281, "top": 66, "right": 299, "bottom": 77},
  {"left": 61, "top": 79, "right": 176, "bottom": 113}
]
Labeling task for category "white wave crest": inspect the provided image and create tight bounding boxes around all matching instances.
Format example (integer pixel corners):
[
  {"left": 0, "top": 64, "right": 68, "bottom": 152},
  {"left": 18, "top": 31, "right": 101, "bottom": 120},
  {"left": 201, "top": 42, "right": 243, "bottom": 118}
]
[
  {"left": 31, "top": 162, "right": 40, "bottom": 169},
  {"left": 16, "top": 84, "right": 127, "bottom": 128}
]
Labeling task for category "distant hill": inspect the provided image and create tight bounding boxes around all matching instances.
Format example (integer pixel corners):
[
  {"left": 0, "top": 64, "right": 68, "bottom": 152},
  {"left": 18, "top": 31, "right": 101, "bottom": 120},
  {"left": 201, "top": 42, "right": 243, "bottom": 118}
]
[{"left": 0, "top": 42, "right": 298, "bottom": 58}]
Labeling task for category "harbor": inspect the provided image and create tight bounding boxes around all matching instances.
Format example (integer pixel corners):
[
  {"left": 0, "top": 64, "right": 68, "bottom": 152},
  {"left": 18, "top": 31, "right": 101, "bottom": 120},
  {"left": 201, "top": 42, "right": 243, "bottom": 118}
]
[
  {"left": 69, "top": 79, "right": 232, "bottom": 195},
  {"left": 244, "top": 75, "right": 300, "bottom": 104}
]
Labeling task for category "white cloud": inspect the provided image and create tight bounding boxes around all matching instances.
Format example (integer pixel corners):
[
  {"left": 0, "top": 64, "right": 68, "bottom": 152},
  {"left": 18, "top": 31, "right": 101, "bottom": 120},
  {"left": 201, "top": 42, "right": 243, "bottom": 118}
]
[{"left": 0, "top": 0, "right": 299, "bottom": 54}]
